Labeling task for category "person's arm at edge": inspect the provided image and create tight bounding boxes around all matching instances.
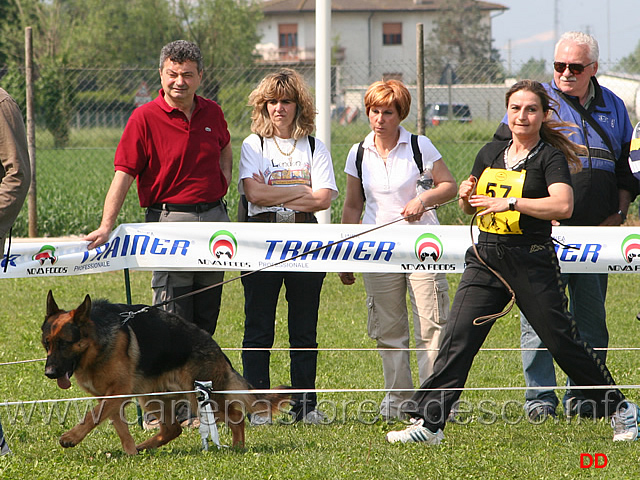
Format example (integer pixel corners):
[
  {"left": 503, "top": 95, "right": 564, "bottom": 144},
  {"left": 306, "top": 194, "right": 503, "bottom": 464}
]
[
  {"left": 338, "top": 174, "right": 365, "bottom": 285},
  {"left": 220, "top": 141, "right": 233, "bottom": 190},
  {"left": 0, "top": 96, "right": 31, "bottom": 236},
  {"left": 402, "top": 158, "right": 457, "bottom": 220},
  {"left": 470, "top": 182, "right": 574, "bottom": 221},
  {"left": 282, "top": 187, "right": 333, "bottom": 212},
  {"left": 85, "top": 170, "right": 135, "bottom": 249}
]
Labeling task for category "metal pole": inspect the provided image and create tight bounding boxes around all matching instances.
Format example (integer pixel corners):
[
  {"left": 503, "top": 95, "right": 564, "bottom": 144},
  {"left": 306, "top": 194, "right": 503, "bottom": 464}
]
[
  {"left": 315, "top": 0, "right": 331, "bottom": 224},
  {"left": 124, "top": 269, "right": 132, "bottom": 304},
  {"left": 447, "top": 68, "right": 453, "bottom": 122},
  {"left": 416, "top": 24, "right": 425, "bottom": 135},
  {"left": 25, "top": 27, "right": 37, "bottom": 238}
]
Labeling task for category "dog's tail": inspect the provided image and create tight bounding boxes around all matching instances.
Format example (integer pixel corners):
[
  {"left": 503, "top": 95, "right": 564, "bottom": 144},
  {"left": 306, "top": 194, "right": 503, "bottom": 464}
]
[{"left": 222, "top": 371, "right": 291, "bottom": 416}]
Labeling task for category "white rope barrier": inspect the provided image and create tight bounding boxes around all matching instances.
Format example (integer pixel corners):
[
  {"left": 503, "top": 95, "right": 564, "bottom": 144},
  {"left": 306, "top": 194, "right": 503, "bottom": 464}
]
[
  {"left": 1, "top": 346, "right": 639, "bottom": 410},
  {"left": 3, "top": 385, "right": 640, "bottom": 410},
  {"left": 3, "top": 345, "right": 639, "bottom": 367},
  {"left": 3, "top": 346, "right": 640, "bottom": 368}
]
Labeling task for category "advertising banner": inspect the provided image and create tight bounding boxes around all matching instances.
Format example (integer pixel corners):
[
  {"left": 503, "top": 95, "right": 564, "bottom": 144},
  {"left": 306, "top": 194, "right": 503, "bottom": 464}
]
[{"left": 3, "top": 223, "right": 640, "bottom": 279}]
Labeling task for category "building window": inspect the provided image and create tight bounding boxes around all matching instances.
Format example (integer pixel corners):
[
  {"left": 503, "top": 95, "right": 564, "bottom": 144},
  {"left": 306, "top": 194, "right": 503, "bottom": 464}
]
[
  {"left": 383, "top": 23, "right": 402, "bottom": 45},
  {"left": 279, "top": 24, "right": 298, "bottom": 50}
]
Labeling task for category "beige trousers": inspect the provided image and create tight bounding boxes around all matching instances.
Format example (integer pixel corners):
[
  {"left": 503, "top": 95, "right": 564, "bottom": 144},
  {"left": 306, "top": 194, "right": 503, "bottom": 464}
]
[{"left": 363, "top": 271, "right": 450, "bottom": 419}]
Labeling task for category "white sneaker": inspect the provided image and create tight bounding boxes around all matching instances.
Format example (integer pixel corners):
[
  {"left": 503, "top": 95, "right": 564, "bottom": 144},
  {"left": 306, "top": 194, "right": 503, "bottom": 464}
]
[
  {"left": 612, "top": 401, "right": 640, "bottom": 442},
  {"left": 142, "top": 416, "right": 161, "bottom": 431},
  {"left": 385, "top": 418, "right": 445, "bottom": 445},
  {"left": 249, "top": 413, "right": 272, "bottom": 426},
  {"left": 303, "top": 409, "right": 328, "bottom": 425}
]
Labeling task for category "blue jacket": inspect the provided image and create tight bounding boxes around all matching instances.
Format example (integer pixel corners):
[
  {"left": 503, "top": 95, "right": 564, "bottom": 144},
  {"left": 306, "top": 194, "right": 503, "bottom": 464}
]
[{"left": 495, "top": 77, "right": 636, "bottom": 226}]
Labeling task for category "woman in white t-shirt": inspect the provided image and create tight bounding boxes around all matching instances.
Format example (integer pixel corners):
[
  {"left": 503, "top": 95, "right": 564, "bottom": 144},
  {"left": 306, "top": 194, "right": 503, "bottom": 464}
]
[
  {"left": 238, "top": 69, "right": 338, "bottom": 425},
  {"left": 340, "top": 80, "right": 457, "bottom": 420}
]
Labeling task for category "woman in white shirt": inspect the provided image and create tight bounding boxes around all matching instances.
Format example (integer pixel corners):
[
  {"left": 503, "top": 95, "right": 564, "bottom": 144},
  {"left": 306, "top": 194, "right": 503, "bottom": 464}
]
[
  {"left": 340, "top": 79, "right": 457, "bottom": 420},
  {"left": 239, "top": 69, "right": 338, "bottom": 425}
]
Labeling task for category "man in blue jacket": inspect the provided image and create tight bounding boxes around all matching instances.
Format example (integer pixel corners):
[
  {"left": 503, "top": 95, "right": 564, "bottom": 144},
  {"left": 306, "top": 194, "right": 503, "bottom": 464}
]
[{"left": 494, "top": 31, "right": 637, "bottom": 422}]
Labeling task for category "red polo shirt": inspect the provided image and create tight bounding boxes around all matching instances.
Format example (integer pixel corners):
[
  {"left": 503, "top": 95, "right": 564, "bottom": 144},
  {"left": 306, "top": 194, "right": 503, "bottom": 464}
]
[{"left": 114, "top": 89, "right": 231, "bottom": 206}]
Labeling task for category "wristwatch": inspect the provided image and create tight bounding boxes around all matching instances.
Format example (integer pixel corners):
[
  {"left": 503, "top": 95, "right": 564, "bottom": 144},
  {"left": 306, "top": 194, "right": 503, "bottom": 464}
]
[
  {"left": 508, "top": 197, "right": 517, "bottom": 211},
  {"left": 617, "top": 209, "right": 627, "bottom": 223}
]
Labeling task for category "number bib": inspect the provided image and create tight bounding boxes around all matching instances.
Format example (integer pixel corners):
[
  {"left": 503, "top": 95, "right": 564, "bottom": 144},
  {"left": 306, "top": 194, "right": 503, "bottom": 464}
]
[{"left": 476, "top": 167, "right": 526, "bottom": 235}]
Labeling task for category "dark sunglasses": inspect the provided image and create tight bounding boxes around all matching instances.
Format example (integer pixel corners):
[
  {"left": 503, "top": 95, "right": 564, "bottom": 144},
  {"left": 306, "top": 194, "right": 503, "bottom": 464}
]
[{"left": 553, "top": 61, "right": 595, "bottom": 75}]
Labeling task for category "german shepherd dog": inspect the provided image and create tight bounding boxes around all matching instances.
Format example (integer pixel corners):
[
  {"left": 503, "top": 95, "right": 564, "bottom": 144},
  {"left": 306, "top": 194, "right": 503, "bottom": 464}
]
[{"left": 41, "top": 290, "right": 289, "bottom": 454}]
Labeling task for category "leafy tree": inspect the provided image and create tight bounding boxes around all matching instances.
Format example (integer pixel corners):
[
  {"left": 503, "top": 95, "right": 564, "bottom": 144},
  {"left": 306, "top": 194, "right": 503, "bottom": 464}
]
[
  {"left": 517, "top": 58, "right": 547, "bottom": 82},
  {"left": 174, "top": 0, "right": 263, "bottom": 100},
  {"left": 175, "top": 0, "right": 262, "bottom": 70},
  {"left": 0, "top": 0, "right": 74, "bottom": 66},
  {"left": 0, "top": 1, "right": 77, "bottom": 147},
  {"left": 1, "top": 0, "right": 264, "bottom": 145},
  {"left": 0, "top": 0, "right": 21, "bottom": 65},
  {"left": 37, "top": 58, "right": 76, "bottom": 148},
  {"left": 424, "top": 0, "right": 504, "bottom": 84},
  {"left": 617, "top": 41, "right": 640, "bottom": 74},
  {"left": 64, "top": 0, "right": 181, "bottom": 68}
]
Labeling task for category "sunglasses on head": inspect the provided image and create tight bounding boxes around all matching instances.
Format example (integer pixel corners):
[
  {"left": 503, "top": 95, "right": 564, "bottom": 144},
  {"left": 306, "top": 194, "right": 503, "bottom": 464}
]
[{"left": 553, "top": 61, "right": 595, "bottom": 75}]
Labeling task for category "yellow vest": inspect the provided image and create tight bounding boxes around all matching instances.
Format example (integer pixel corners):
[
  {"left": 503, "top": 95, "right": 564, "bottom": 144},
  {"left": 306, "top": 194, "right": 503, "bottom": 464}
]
[{"left": 476, "top": 167, "right": 526, "bottom": 235}]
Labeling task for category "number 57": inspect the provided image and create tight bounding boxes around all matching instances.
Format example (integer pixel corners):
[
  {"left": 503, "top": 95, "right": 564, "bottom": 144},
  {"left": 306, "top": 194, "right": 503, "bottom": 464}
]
[{"left": 486, "top": 182, "right": 512, "bottom": 198}]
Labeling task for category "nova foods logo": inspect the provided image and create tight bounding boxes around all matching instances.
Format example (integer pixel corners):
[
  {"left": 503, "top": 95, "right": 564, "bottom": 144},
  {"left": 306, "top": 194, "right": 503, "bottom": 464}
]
[
  {"left": 415, "top": 233, "right": 443, "bottom": 262},
  {"left": 621, "top": 233, "right": 640, "bottom": 263},
  {"left": 33, "top": 245, "right": 57, "bottom": 265},
  {"left": 209, "top": 230, "right": 238, "bottom": 259}
]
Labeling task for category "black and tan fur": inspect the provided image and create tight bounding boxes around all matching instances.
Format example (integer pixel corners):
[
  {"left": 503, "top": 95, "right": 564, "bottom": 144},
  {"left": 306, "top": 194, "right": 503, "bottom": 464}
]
[{"left": 41, "top": 290, "right": 289, "bottom": 454}]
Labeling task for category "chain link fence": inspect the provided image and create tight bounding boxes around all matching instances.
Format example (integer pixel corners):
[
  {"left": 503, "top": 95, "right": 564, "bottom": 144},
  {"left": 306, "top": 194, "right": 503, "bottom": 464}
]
[{"left": 3, "top": 59, "right": 640, "bottom": 237}]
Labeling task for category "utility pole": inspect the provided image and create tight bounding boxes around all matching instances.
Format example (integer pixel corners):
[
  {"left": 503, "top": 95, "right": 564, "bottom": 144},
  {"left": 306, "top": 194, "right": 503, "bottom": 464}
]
[{"left": 553, "top": 0, "right": 559, "bottom": 46}]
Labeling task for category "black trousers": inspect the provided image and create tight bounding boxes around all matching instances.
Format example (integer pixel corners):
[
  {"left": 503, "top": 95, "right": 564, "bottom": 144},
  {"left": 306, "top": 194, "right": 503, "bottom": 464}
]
[
  {"left": 404, "top": 239, "right": 625, "bottom": 432},
  {"left": 241, "top": 269, "right": 326, "bottom": 420}
]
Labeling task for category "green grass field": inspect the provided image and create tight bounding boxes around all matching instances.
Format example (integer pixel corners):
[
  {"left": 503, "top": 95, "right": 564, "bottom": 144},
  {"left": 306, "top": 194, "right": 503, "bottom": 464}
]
[
  {"left": 3, "top": 122, "right": 640, "bottom": 478},
  {"left": 1, "top": 271, "right": 640, "bottom": 479},
  {"left": 11, "top": 120, "right": 500, "bottom": 238}
]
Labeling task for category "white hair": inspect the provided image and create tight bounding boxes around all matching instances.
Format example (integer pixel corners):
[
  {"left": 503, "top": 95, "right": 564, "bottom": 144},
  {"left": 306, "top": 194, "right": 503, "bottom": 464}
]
[{"left": 555, "top": 31, "right": 599, "bottom": 62}]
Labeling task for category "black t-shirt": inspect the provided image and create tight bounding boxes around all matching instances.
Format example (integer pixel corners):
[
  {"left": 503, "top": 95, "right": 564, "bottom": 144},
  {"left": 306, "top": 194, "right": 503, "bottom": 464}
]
[{"left": 470, "top": 140, "right": 572, "bottom": 244}]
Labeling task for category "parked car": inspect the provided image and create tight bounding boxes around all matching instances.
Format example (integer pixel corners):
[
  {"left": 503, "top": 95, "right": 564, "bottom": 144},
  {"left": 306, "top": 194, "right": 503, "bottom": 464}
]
[{"left": 426, "top": 103, "right": 472, "bottom": 126}]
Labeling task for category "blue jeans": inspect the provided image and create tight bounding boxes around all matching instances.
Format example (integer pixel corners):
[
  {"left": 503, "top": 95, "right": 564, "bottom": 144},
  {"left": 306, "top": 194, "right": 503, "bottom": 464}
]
[
  {"left": 520, "top": 273, "right": 608, "bottom": 413},
  {"left": 0, "top": 416, "right": 9, "bottom": 455}
]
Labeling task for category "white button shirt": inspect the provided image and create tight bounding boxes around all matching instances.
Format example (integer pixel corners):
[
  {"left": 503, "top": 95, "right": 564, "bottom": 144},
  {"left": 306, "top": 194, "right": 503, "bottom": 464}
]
[{"left": 344, "top": 126, "right": 442, "bottom": 225}]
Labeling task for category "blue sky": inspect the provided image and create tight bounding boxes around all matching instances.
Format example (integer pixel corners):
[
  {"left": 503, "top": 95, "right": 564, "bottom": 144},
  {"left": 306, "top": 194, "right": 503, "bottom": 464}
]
[{"left": 491, "top": 0, "right": 640, "bottom": 69}]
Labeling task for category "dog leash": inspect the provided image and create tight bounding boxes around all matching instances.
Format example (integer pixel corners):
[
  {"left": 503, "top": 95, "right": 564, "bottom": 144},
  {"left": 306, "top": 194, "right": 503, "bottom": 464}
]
[
  {"left": 468, "top": 214, "right": 580, "bottom": 326},
  {"left": 119, "top": 307, "right": 150, "bottom": 325},
  {"left": 121, "top": 197, "right": 461, "bottom": 318},
  {"left": 468, "top": 210, "right": 517, "bottom": 326}
]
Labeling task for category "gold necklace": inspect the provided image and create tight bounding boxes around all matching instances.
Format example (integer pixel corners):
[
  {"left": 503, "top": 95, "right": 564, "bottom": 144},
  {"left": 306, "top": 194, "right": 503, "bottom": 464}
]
[{"left": 273, "top": 136, "right": 297, "bottom": 156}]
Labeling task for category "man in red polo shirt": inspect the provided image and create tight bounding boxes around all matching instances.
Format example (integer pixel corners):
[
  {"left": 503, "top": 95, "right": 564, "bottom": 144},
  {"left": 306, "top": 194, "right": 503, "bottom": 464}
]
[{"left": 86, "top": 40, "right": 232, "bottom": 337}]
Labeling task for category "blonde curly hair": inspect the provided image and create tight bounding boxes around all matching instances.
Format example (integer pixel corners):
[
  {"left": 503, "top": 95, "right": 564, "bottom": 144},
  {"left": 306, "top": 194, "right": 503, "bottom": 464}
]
[{"left": 249, "top": 69, "right": 316, "bottom": 139}]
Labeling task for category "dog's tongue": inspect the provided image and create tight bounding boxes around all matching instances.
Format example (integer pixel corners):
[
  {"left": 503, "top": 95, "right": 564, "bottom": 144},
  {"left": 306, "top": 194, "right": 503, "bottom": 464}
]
[{"left": 57, "top": 373, "right": 71, "bottom": 390}]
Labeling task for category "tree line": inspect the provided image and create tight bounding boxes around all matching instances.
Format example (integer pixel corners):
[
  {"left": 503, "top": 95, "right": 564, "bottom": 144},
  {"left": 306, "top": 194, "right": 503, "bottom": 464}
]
[{"left": 0, "top": 0, "right": 262, "bottom": 147}]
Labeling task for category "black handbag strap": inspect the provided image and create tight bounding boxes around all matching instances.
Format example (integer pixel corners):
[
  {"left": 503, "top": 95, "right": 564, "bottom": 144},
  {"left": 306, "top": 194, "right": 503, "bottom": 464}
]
[
  {"left": 355, "top": 134, "right": 422, "bottom": 200},
  {"left": 554, "top": 84, "right": 616, "bottom": 158}
]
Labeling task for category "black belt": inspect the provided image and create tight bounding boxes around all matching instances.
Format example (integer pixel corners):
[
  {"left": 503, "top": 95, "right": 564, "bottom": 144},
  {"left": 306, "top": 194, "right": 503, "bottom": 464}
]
[
  {"left": 249, "top": 211, "right": 316, "bottom": 223},
  {"left": 150, "top": 200, "right": 222, "bottom": 213}
]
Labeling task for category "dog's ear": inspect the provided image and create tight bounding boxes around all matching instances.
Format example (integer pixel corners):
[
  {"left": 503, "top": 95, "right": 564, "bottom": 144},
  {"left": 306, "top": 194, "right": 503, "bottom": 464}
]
[
  {"left": 74, "top": 294, "right": 92, "bottom": 320},
  {"left": 46, "top": 290, "right": 61, "bottom": 316}
]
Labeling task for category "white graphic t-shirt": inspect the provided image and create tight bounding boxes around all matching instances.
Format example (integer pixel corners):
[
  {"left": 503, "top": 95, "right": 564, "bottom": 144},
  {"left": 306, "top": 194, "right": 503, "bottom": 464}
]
[{"left": 239, "top": 134, "right": 338, "bottom": 217}]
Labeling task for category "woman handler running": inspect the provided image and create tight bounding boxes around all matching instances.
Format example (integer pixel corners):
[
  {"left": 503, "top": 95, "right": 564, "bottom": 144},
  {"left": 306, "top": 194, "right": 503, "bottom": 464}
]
[{"left": 386, "top": 80, "right": 640, "bottom": 444}]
